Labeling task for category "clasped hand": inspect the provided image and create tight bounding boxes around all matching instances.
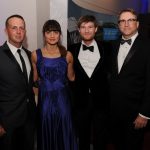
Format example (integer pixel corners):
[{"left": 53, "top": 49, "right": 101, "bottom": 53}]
[
  {"left": 134, "top": 115, "right": 148, "bottom": 129},
  {"left": 0, "top": 125, "right": 6, "bottom": 137}
]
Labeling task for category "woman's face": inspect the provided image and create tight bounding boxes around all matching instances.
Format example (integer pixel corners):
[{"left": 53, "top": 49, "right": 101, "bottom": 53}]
[{"left": 44, "top": 30, "right": 60, "bottom": 45}]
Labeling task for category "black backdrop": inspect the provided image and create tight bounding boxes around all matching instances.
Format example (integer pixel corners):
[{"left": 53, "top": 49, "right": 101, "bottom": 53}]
[{"left": 138, "top": 13, "right": 150, "bottom": 38}]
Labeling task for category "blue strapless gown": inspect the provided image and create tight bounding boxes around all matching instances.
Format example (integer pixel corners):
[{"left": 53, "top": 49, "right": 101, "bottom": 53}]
[{"left": 36, "top": 49, "right": 78, "bottom": 150}]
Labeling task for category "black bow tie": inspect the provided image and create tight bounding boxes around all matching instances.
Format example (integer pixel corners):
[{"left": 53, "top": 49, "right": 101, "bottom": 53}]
[
  {"left": 120, "top": 39, "right": 132, "bottom": 45},
  {"left": 83, "top": 44, "right": 94, "bottom": 52}
]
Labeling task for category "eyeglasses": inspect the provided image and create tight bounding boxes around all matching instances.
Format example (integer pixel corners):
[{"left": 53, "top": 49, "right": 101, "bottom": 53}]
[{"left": 118, "top": 18, "right": 137, "bottom": 25}]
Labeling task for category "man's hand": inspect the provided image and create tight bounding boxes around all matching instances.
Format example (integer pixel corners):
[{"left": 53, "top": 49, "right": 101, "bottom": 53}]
[
  {"left": 133, "top": 115, "right": 148, "bottom": 129},
  {"left": 0, "top": 125, "right": 6, "bottom": 137}
]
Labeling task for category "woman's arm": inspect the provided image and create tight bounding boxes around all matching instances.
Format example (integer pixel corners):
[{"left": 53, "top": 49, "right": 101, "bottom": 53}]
[
  {"left": 31, "top": 50, "right": 39, "bottom": 83},
  {"left": 66, "top": 51, "right": 75, "bottom": 81}
]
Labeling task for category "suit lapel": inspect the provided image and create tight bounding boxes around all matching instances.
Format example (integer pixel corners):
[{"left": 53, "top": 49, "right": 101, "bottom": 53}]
[
  {"left": 22, "top": 47, "right": 33, "bottom": 84},
  {"left": 74, "top": 43, "right": 90, "bottom": 78},
  {"left": 76, "top": 42, "right": 103, "bottom": 78},
  {"left": 122, "top": 36, "right": 139, "bottom": 69},
  {"left": 123, "top": 38, "right": 138, "bottom": 66},
  {"left": 3, "top": 42, "right": 22, "bottom": 72},
  {"left": 112, "top": 40, "right": 120, "bottom": 75},
  {"left": 3, "top": 42, "right": 31, "bottom": 84},
  {"left": 91, "top": 42, "right": 103, "bottom": 77}
]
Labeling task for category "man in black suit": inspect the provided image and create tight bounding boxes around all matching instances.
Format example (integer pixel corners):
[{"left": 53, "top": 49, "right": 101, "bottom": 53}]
[
  {"left": 68, "top": 15, "right": 109, "bottom": 150},
  {"left": 0, "top": 15, "right": 36, "bottom": 150},
  {"left": 109, "top": 8, "right": 150, "bottom": 150}
]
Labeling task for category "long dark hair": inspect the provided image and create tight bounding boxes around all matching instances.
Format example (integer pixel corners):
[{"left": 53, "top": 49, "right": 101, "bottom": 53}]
[{"left": 43, "top": 19, "right": 67, "bottom": 57}]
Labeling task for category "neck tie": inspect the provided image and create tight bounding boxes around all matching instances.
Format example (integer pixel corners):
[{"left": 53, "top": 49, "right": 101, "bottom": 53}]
[
  {"left": 17, "top": 49, "right": 28, "bottom": 83},
  {"left": 83, "top": 44, "right": 94, "bottom": 52},
  {"left": 120, "top": 39, "right": 132, "bottom": 45}
]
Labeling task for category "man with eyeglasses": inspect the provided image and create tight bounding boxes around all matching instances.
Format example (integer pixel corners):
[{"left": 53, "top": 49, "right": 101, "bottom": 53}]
[{"left": 108, "top": 8, "right": 150, "bottom": 150}]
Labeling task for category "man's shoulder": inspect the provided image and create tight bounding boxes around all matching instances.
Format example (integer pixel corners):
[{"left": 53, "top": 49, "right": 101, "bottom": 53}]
[
  {"left": 67, "top": 42, "right": 81, "bottom": 51},
  {"left": 22, "top": 47, "right": 31, "bottom": 54},
  {"left": 68, "top": 42, "right": 81, "bottom": 47},
  {"left": 0, "top": 42, "right": 9, "bottom": 52},
  {"left": 136, "top": 35, "right": 150, "bottom": 43}
]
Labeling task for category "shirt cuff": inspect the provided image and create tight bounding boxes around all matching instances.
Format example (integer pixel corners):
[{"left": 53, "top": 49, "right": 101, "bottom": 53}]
[{"left": 139, "top": 113, "right": 150, "bottom": 119}]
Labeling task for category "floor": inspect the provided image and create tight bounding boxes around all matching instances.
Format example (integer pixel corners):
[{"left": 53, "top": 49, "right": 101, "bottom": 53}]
[
  {"left": 88, "top": 130, "right": 150, "bottom": 150},
  {"left": 34, "top": 131, "right": 150, "bottom": 150},
  {"left": 106, "top": 130, "right": 150, "bottom": 150}
]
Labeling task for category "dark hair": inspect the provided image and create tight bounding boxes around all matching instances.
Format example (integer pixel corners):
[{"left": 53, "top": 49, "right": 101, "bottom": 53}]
[
  {"left": 5, "top": 14, "right": 25, "bottom": 27},
  {"left": 43, "top": 19, "right": 67, "bottom": 57},
  {"left": 77, "top": 15, "right": 98, "bottom": 28},
  {"left": 118, "top": 8, "right": 138, "bottom": 20},
  {"left": 42, "top": 19, "right": 61, "bottom": 35}
]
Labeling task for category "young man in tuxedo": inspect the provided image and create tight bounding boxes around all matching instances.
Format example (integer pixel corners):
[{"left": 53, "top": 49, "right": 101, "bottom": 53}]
[
  {"left": 109, "top": 8, "right": 150, "bottom": 150},
  {"left": 68, "top": 15, "right": 109, "bottom": 150},
  {"left": 0, "top": 14, "right": 36, "bottom": 150}
]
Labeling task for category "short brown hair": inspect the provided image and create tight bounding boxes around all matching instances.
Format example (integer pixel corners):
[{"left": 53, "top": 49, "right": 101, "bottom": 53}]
[
  {"left": 5, "top": 14, "right": 25, "bottom": 27},
  {"left": 118, "top": 8, "right": 138, "bottom": 20},
  {"left": 77, "top": 15, "right": 98, "bottom": 28}
]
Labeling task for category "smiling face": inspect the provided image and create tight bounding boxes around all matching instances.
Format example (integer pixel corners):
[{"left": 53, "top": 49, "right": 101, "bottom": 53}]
[
  {"left": 118, "top": 11, "right": 139, "bottom": 39},
  {"left": 78, "top": 21, "right": 97, "bottom": 45},
  {"left": 5, "top": 17, "right": 26, "bottom": 48},
  {"left": 44, "top": 30, "right": 60, "bottom": 45},
  {"left": 42, "top": 20, "right": 61, "bottom": 46}
]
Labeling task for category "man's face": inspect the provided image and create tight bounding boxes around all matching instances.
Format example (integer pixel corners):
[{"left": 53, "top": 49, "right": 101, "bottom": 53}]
[
  {"left": 78, "top": 21, "right": 97, "bottom": 42},
  {"left": 118, "top": 12, "right": 139, "bottom": 39},
  {"left": 5, "top": 17, "right": 26, "bottom": 47}
]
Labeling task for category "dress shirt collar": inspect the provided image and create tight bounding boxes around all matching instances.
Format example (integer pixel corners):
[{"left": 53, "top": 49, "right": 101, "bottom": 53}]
[
  {"left": 81, "top": 39, "right": 95, "bottom": 48},
  {"left": 7, "top": 41, "right": 23, "bottom": 55},
  {"left": 121, "top": 32, "right": 138, "bottom": 46}
]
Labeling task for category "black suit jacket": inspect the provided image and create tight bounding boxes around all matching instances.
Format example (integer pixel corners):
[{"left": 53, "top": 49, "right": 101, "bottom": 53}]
[
  {"left": 68, "top": 41, "right": 109, "bottom": 113},
  {"left": 109, "top": 35, "right": 150, "bottom": 120},
  {"left": 0, "top": 42, "right": 36, "bottom": 130}
]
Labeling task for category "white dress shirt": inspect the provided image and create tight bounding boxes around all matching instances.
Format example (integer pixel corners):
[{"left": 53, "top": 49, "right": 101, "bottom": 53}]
[
  {"left": 78, "top": 40, "right": 100, "bottom": 78},
  {"left": 117, "top": 32, "right": 138, "bottom": 73},
  {"left": 7, "top": 41, "right": 31, "bottom": 80}
]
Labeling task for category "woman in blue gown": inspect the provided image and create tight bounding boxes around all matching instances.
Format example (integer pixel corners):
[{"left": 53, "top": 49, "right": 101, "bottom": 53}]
[{"left": 31, "top": 20, "right": 78, "bottom": 150}]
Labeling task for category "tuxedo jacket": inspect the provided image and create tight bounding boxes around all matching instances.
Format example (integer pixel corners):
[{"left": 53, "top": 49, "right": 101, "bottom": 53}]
[
  {"left": 68, "top": 41, "right": 109, "bottom": 113},
  {"left": 0, "top": 42, "right": 36, "bottom": 131},
  {"left": 109, "top": 35, "right": 150, "bottom": 120}
]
